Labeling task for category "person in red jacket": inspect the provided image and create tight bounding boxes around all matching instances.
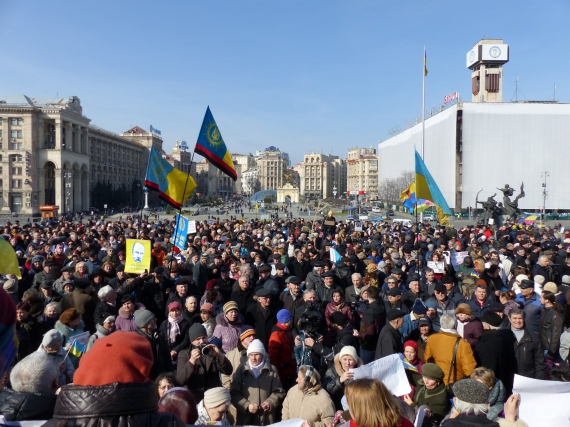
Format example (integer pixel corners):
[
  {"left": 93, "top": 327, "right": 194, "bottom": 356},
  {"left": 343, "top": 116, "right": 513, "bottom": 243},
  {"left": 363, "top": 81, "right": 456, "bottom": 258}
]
[{"left": 268, "top": 309, "right": 297, "bottom": 390}]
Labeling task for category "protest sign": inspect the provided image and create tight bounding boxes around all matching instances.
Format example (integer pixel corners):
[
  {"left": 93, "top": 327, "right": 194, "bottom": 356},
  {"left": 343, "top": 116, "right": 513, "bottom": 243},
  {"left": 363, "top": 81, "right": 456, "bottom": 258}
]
[
  {"left": 351, "top": 353, "right": 411, "bottom": 396},
  {"left": 450, "top": 251, "right": 469, "bottom": 269},
  {"left": 513, "top": 374, "right": 570, "bottom": 427},
  {"left": 427, "top": 261, "right": 445, "bottom": 274},
  {"left": 187, "top": 220, "right": 197, "bottom": 234},
  {"left": 125, "top": 239, "right": 151, "bottom": 274},
  {"left": 354, "top": 221, "right": 363, "bottom": 232}
]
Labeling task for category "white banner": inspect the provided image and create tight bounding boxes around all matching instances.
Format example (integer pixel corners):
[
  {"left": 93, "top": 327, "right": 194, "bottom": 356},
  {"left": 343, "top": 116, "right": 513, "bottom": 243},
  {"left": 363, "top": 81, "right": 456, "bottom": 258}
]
[
  {"left": 351, "top": 353, "right": 411, "bottom": 397},
  {"left": 513, "top": 374, "right": 570, "bottom": 427}
]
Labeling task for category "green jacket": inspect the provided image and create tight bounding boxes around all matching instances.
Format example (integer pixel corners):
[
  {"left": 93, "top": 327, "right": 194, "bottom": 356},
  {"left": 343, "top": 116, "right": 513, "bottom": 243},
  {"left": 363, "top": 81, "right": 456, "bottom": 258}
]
[{"left": 413, "top": 380, "right": 450, "bottom": 422}]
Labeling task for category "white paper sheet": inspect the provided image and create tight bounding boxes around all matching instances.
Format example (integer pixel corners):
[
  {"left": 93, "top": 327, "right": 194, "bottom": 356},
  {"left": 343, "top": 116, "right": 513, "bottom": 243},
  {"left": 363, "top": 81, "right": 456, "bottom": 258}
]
[
  {"left": 512, "top": 374, "right": 570, "bottom": 427},
  {"left": 414, "top": 406, "right": 426, "bottom": 427},
  {"left": 351, "top": 353, "right": 411, "bottom": 397}
]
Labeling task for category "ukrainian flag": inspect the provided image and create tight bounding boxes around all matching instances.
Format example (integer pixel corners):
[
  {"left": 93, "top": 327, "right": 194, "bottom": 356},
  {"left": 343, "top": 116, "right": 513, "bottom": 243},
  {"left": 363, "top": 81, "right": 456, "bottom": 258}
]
[
  {"left": 69, "top": 340, "right": 86, "bottom": 358},
  {"left": 194, "top": 107, "right": 237, "bottom": 181},
  {"left": 399, "top": 182, "right": 434, "bottom": 214},
  {"left": 145, "top": 147, "right": 197, "bottom": 209},
  {"left": 415, "top": 150, "right": 452, "bottom": 224}
]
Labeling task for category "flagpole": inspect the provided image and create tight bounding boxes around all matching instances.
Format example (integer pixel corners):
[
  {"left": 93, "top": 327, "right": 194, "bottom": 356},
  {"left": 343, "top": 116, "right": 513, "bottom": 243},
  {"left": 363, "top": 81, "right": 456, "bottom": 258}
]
[
  {"left": 169, "top": 150, "right": 196, "bottom": 269},
  {"left": 421, "top": 46, "right": 426, "bottom": 159},
  {"left": 420, "top": 47, "right": 427, "bottom": 224}
]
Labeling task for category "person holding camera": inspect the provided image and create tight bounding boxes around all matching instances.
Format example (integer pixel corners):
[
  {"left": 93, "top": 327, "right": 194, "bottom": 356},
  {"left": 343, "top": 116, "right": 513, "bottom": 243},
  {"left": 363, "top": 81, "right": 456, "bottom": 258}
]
[
  {"left": 305, "top": 312, "right": 359, "bottom": 362},
  {"left": 176, "top": 323, "right": 233, "bottom": 402}
]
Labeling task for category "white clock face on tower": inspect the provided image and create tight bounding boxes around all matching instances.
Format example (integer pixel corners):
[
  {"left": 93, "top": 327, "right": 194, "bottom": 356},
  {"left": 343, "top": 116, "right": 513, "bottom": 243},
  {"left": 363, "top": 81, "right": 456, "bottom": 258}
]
[{"left": 489, "top": 46, "right": 501, "bottom": 58}]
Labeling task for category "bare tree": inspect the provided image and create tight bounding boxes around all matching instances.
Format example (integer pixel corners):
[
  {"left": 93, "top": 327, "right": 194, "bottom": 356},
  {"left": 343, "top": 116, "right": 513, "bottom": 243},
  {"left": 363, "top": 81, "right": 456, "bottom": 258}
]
[{"left": 379, "top": 171, "right": 414, "bottom": 204}]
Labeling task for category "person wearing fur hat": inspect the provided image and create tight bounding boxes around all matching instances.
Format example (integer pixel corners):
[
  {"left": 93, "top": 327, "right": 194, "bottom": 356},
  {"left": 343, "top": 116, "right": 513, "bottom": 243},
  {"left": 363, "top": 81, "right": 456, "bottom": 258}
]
[
  {"left": 55, "top": 308, "right": 85, "bottom": 368},
  {"left": 176, "top": 323, "right": 233, "bottom": 402},
  {"left": 49, "top": 332, "right": 186, "bottom": 426},
  {"left": 323, "top": 345, "right": 363, "bottom": 410},
  {"left": 159, "top": 301, "right": 191, "bottom": 368},
  {"left": 456, "top": 303, "right": 483, "bottom": 348},
  {"left": 213, "top": 301, "right": 245, "bottom": 354},
  {"left": 60, "top": 278, "right": 97, "bottom": 333},
  {"left": 37, "top": 329, "right": 75, "bottom": 386},
  {"left": 86, "top": 315, "right": 115, "bottom": 352},
  {"left": 282, "top": 365, "right": 336, "bottom": 427},
  {"left": 268, "top": 309, "right": 297, "bottom": 389},
  {"left": 197, "top": 387, "right": 232, "bottom": 425},
  {"left": 230, "top": 339, "right": 286, "bottom": 425}
]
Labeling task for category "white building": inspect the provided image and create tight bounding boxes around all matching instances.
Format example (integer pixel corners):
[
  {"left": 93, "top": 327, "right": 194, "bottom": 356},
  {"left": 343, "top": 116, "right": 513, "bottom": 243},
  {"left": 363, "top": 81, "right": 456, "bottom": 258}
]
[{"left": 378, "top": 39, "right": 570, "bottom": 212}]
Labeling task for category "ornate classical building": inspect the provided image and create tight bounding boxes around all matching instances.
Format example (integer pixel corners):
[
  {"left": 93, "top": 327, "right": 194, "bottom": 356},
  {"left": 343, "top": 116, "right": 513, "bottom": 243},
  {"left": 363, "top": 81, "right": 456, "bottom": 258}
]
[
  {"left": 296, "top": 152, "right": 347, "bottom": 199},
  {"left": 347, "top": 147, "right": 378, "bottom": 196},
  {"left": 0, "top": 95, "right": 160, "bottom": 216}
]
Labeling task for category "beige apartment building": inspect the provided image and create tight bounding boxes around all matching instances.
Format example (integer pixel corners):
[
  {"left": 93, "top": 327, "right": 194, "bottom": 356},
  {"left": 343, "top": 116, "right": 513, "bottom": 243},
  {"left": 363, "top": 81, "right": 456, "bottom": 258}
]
[
  {"left": 0, "top": 95, "right": 160, "bottom": 216},
  {"left": 194, "top": 159, "right": 242, "bottom": 197},
  {"left": 296, "top": 152, "right": 347, "bottom": 199},
  {"left": 347, "top": 147, "right": 378, "bottom": 196},
  {"left": 257, "top": 153, "right": 287, "bottom": 191}
]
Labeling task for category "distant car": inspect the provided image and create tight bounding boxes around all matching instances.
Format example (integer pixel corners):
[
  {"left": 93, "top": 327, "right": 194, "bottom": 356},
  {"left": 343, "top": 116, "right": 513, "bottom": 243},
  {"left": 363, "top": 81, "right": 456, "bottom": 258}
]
[
  {"left": 372, "top": 207, "right": 381, "bottom": 213},
  {"left": 424, "top": 214, "right": 435, "bottom": 221},
  {"left": 360, "top": 209, "right": 369, "bottom": 215},
  {"left": 386, "top": 210, "right": 394, "bottom": 216}
]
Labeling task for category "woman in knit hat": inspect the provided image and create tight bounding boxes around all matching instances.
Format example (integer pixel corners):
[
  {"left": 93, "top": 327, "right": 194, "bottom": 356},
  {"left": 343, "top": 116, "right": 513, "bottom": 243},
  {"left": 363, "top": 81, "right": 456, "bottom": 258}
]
[
  {"left": 230, "top": 339, "right": 286, "bottom": 425},
  {"left": 200, "top": 302, "right": 217, "bottom": 337},
  {"left": 197, "top": 387, "right": 231, "bottom": 425},
  {"left": 282, "top": 365, "right": 337, "bottom": 427},
  {"left": 268, "top": 309, "right": 297, "bottom": 389},
  {"left": 401, "top": 340, "right": 425, "bottom": 388},
  {"left": 213, "top": 301, "right": 244, "bottom": 354},
  {"left": 37, "top": 329, "right": 75, "bottom": 386},
  {"left": 55, "top": 308, "right": 85, "bottom": 367},
  {"left": 403, "top": 363, "right": 449, "bottom": 426},
  {"left": 323, "top": 345, "right": 363, "bottom": 410},
  {"left": 455, "top": 303, "right": 483, "bottom": 348},
  {"left": 159, "top": 301, "right": 191, "bottom": 367},
  {"left": 222, "top": 325, "right": 257, "bottom": 388},
  {"left": 115, "top": 294, "right": 141, "bottom": 333}
]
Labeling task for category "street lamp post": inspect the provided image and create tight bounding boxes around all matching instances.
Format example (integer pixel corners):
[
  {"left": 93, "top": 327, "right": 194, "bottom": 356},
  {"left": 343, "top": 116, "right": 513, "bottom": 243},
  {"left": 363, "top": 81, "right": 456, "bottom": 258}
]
[
  {"left": 143, "top": 186, "right": 149, "bottom": 209},
  {"left": 64, "top": 172, "right": 72, "bottom": 214},
  {"left": 541, "top": 171, "right": 550, "bottom": 224}
]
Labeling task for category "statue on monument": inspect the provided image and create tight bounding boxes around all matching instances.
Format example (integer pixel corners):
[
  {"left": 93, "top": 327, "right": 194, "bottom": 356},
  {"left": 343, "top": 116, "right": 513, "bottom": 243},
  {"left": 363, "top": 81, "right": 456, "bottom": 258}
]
[
  {"left": 476, "top": 192, "right": 502, "bottom": 225},
  {"left": 497, "top": 183, "right": 525, "bottom": 222}
]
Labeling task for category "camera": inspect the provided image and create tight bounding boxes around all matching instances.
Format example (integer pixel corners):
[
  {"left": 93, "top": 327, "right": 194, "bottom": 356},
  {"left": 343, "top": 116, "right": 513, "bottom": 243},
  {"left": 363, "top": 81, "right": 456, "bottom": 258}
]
[
  {"left": 199, "top": 343, "right": 212, "bottom": 356},
  {"left": 298, "top": 303, "right": 322, "bottom": 338}
]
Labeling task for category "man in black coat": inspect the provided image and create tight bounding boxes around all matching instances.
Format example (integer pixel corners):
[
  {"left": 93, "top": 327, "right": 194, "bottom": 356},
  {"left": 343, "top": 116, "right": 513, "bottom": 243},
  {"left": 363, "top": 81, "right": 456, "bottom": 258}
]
[
  {"left": 279, "top": 276, "right": 305, "bottom": 315},
  {"left": 133, "top": 310, "right": 172, "bottom": 380},
  {"left": 287, "top": 251, "right": 311, "bottom": 282},
  {"left": 474, "top": 311, "right": 518, "bottom": 395},
  {"left": 175, "top": 323, "right": 232, "bottom": 402},
  {"left": 193, "top": 253, "right": 210, "bottom": 294},
  {"left": 244, "top": 288, "right": 277, "bottom": 349},
  {"left": 231, "top": 275, "right": 255, "bottom": 317},
  {"left": 139, "top": 267, "right": 171, "bottom": 325},
  {"left": 307, "top": 312, "right": 359, "bottom": 361},
  {"left": 375, "top": 309, "right": 405, "bottom": 360},
  {"left": 508, "top": 308, "right": 546, "bottom": 379}
]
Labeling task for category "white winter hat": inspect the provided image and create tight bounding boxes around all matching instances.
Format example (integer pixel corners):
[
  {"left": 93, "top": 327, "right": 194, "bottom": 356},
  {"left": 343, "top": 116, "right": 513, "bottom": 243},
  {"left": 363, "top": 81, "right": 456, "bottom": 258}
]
[
  {"left": 339, "top": 345, "right": 358, "bottom": 362},
  {"left": 204, "top": 387, "right": 231, "bottom": 408},
  {"left": 515, "top": 274, "right": 529, "bottom": 283},
  {"left": 246, "top": 339, "right": 265, "bottom": 356}
]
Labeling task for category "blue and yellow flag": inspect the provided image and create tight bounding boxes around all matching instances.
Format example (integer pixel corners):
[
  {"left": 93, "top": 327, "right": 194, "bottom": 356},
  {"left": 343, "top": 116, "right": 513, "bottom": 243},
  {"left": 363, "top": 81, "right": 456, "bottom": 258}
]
[
  {"left": 415, "top": 150, "right": 452, "bottom": 224},
  {"left": 70, "top": 340, "right": 86, "bottom": 358},
  {"left": 145, "top": 146, "right": 197, "bottom": 209},
  {"left": 194, "top": 107, "right": 237, "bottom": 181}
]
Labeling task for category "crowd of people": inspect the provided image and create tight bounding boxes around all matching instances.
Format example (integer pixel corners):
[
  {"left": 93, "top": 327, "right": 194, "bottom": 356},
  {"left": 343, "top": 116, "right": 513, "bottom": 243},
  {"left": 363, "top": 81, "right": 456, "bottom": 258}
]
[{"left": 1, "top": 211, "right": 569, "bottom": 426}]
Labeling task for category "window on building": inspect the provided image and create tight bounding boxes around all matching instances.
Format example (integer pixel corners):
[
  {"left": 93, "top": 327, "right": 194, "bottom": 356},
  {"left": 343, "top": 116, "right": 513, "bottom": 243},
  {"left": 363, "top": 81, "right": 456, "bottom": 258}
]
[
  {"left": 11, "top": 167, "right": 22, "bottom": 175},
  {"left": 12, "top": 179, "right": 22, "bottom": 189},
  {"left": 11, "top": 155, "right": 22, "bottom": 162},
  {"left": 0, "top": 118, "right": 2, "bottom": 125},
  {"left": 10, "top": 118, "right": 23, "bottom": 126},
  {"left": 10, "top": 142, "right": 22, "bottom": 150},
  {"left": 11, "top": 130, "right": 22, "bottom": 139}
]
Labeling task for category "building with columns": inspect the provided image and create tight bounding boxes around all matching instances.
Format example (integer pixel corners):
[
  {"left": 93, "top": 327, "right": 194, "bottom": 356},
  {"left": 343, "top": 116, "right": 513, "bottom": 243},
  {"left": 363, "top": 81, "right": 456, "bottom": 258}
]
[
  {"left": 0, "top": 95, "right": 160, "bottom": 216},
  {"left": 347, "top": 147, "right": 378, "bottom": 197},
  {"left": 194, "top": 158, "right": 242, "bottom": 197},
  {"left": 296, "top": 152, "right": 347, "bottom": 200}
]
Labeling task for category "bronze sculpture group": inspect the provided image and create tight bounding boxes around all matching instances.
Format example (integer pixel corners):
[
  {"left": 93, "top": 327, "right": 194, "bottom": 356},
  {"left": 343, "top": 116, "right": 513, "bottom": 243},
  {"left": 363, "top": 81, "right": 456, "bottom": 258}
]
[{"left": 476, "top": 183, "right": 525, "bottom": 226}]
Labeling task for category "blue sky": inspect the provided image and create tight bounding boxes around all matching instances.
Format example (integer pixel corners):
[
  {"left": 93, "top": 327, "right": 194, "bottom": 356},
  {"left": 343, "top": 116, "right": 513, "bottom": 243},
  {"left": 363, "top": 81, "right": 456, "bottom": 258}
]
[{"left": 1, "top": 1, "right": 568, "bottom": 164}]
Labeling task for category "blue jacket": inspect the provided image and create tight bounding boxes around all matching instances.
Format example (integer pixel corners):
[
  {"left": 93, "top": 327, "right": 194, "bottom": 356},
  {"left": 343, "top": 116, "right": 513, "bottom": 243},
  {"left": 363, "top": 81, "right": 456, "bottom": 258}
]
[
  {"left": 399, "top": 313, "right": 419, "bottom": 342},
  {"left": 515, "top": 292, "right": 542, "bottom": 334}
]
